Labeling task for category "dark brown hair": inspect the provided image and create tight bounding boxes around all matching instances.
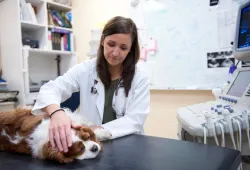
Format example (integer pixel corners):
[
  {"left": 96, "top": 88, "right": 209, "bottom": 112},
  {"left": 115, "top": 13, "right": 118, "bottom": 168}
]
[{"left": 96, "top": 16, "right": 140, "bottom": 97}]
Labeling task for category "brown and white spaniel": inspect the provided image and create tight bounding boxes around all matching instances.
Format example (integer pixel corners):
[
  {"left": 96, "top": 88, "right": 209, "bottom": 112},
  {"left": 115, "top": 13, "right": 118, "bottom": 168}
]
[{"left": 0, "top": 107, "right": 112, "bottom": 163}]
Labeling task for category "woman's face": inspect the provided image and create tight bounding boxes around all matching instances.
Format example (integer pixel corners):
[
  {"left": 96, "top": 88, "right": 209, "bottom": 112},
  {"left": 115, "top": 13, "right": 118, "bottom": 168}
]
[{"left": 102, "top": 33, "right": 132, "bottom": 68}]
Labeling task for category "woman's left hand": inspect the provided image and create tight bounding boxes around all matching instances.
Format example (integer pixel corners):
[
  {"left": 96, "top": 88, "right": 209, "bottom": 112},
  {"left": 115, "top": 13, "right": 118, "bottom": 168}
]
[
  {"left": 71, "top": 121, "right": 83, "bottom": 129},
  {"left": 90, "top": 126, "right": 103, "bottom": 131},
  {"left": 71, "top": 121, "right": 103, "bottom": 131}
]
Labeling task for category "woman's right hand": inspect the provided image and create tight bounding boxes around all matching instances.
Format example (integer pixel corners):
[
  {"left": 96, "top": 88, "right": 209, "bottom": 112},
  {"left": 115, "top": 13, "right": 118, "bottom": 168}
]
[{"left": 49, "top": 110, "right": 72, "bottom": 153}]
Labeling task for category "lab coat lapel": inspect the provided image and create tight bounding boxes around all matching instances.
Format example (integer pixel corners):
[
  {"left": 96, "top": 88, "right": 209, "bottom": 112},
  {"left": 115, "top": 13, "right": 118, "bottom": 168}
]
[{"left": 93, "top": 75, "right": 104, "bottom": 120}]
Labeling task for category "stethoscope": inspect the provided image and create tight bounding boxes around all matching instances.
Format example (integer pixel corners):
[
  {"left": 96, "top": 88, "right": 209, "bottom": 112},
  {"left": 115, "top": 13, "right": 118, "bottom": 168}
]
[
  {"left": 91, "top": 78, "right": 123, "bottom": 95},
  {"left": 91, "top": 80, "right": 99, "bottom": 94},
  {"left": 91, "top": 79, "right": 126, "bottom": 116}
]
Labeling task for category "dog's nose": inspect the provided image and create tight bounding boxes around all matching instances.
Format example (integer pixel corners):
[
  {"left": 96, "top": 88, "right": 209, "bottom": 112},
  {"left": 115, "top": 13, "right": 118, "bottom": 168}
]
[{"left": 90, "top": 144, "right": 98, "bottom": 152}]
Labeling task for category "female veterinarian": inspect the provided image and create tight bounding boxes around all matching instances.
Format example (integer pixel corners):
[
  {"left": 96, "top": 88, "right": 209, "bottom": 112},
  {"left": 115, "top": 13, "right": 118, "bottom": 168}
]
[{"left": 32, "top": 16, "right": 150, "bottom": 153}]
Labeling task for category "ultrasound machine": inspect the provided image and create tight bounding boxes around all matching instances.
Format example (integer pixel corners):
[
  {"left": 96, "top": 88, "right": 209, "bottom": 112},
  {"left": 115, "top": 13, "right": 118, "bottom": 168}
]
[{"left": 177, "top": 1, "right": 250, "bottom": 169}]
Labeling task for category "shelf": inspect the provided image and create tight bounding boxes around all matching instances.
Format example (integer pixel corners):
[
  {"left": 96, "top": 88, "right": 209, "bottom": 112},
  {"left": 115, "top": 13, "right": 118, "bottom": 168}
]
[
  {"left": 26, "top": 0, "right": 44, "bottom": 6},
  {"left": 47, "top": 1, "right": 72, "bottom": 11},
  {"left": 30, "top": 85, "right": 41, "bottom": 92},
  {"left": 21, "top": 21, "right": 46, "bottom": 31},
  {"left": 48, "top": 25, "right": 73, "bottom": 32},
  {"left": 27, "top": 48, "right": 75, "bottom": 57}
]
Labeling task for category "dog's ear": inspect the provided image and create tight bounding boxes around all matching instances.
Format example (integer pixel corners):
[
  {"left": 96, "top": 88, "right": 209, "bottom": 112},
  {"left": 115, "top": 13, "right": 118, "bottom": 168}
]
[
  {"left": 79, "top": 127, "right": 94, "bottom": 134},
  {"left": 43, "top": 142, "right": 78, "bottom": 163},
  {"left": 77, "top": 127, "right": 96, "bottom": 141},
  {"left": 77, "top": 130, "right": 90, "bottom": 141},
  {"left": 64, "top": 141, "right": 85, "bottom": 158}
]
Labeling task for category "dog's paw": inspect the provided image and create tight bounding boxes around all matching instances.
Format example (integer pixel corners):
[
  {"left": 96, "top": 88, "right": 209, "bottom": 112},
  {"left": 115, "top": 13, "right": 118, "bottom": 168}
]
[{"left": 94, "top": 128, "right": 112, "bottom": 141}]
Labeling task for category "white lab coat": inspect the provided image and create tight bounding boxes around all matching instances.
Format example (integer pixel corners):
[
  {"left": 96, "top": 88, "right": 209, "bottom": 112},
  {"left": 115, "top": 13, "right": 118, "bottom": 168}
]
[{"left": 32, "top": 58, "right": 150, "bottom": 139}]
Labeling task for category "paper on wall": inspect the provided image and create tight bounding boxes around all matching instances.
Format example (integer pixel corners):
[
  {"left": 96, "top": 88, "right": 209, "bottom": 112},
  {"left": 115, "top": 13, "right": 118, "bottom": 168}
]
[
  {"left": 140, "top": 46, "right": 147, "bottom": 61},
  {"left": 147, "top": 37, "right": 157, "bottom": 55}
]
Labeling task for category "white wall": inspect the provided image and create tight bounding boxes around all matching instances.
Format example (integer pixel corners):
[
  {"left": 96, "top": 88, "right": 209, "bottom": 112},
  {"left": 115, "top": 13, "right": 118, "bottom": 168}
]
[
  {"left": 145, "top": 90, "right": 214, "bottom": 139},
  {"left": 72, "top": 0, "right": 130, "bottom": 62}
]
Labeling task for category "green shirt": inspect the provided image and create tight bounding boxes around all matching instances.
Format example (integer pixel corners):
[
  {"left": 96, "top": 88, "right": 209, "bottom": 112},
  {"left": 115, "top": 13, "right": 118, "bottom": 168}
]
[{"left": 102, "top": 79, "right": 120, "bottom": 124}]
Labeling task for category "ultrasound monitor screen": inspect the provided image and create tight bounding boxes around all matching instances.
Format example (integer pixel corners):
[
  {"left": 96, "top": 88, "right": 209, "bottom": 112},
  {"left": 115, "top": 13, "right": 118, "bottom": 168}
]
[
  {"left": 227, "top": 70, "right": 250, "bottom": 97},
  {"left": 238, "top": 4, "right": 250, "bottom": 48}
]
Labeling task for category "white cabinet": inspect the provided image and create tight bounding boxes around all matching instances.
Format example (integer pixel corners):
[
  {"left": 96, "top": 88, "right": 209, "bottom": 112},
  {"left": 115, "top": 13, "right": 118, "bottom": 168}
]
[{"left": 0, "top": 0, "right": 77, "bottom": 105}]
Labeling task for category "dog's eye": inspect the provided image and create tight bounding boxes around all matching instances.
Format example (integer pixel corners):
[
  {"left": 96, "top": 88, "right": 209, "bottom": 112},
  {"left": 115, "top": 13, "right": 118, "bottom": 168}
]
[
  {"left": 89, "top": 133, "right": 95, "bottom": 139},
  {"left": 80, "top": 146, "right": 85, "bottom": 152},
  {"left": 87, "top": 136, "right": 90, "bottom": 140}
]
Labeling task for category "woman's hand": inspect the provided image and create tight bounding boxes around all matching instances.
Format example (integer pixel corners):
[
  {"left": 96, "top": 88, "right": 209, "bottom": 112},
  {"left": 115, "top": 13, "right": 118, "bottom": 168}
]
[
  {"left": 90, "top": 126, "right": 103, "bottom": 131},
  {"left": 49, "top": 110, "right": 72, "bottom": 153}
]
